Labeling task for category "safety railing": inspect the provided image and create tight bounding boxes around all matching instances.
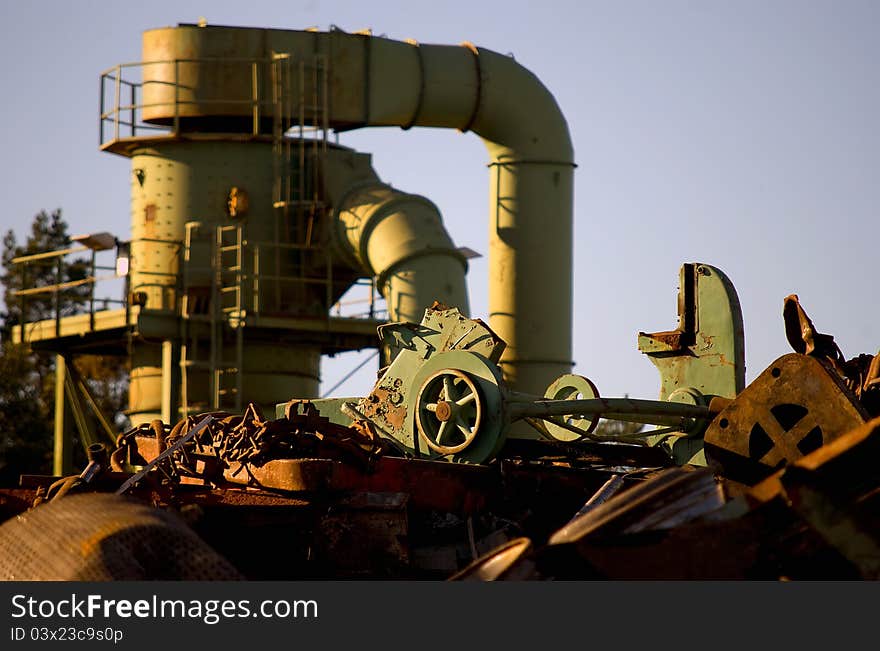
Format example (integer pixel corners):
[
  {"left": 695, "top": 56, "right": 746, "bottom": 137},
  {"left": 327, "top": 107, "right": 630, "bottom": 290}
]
[
  {"left": 7, "top": 228, "right": 383, "bottom": 345},
  {"left": 183, "top": 223, "right": 380, "bottom": 322},
  {"left": 249, "top": 239, "right": 336, "bottom": 316},
  {"left": 99, "top": 56, "right": 329, "bottom": 149},
  {"left": 331, "top": 279, "right": 387, "bottom": 320},
  {"left": 9, "top": 243, "right": 127, "bottom": 340},
  {"left": 8, "top": 237, "right": 184, "bottom": 342}
]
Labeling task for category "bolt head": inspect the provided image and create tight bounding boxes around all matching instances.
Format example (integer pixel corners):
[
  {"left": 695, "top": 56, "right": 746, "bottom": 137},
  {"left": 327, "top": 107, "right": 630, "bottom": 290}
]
[{"left": 435, "top": 401, "right": 453, "bottom": 422}]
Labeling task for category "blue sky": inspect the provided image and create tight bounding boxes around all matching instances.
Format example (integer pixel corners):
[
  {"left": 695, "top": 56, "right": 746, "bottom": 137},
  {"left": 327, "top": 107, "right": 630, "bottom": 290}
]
[{"left": 1, "top": 0, "right": 878, "bottom": 401}]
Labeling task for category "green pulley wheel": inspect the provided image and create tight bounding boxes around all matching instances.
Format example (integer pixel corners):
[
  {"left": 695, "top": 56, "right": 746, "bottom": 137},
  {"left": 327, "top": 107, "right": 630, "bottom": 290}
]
[
  {"left": 409, "top": 351, "right": 506, "bottom": 464},
  {"left": 542, "top": 373, "right": 600, "bottom": 441}
]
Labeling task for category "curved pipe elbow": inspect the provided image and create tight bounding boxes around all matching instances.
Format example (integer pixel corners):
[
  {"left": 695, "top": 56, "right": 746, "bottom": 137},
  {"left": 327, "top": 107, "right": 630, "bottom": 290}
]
[
  {"left": 467, "top": 46, "right": 574, "bottom": 164},
  {"left": 333, "top": 183, "right": 470, "bottom": 323},
  {"left": 366, "top": 39, "right": 573, "bottom": 164}
]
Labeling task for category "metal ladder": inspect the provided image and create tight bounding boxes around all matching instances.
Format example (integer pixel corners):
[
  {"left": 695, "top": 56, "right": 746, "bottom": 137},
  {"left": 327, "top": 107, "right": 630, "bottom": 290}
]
[
  {"left": 269, "top": 52, "right": 330, "bottom": 312},
  {"left": 211, "top": 224, "right": 245, "bottom": 412},
  {"left": 179, "top": 223, "right": 244, "bottom": 416}
]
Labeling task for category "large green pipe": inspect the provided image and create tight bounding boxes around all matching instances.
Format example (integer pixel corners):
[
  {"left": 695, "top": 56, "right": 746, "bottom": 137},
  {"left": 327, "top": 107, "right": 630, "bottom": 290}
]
[
  {"left": 141, "top": 25, "right": 575, "bottom": 397},
  {"left": 332, "top": 181, "right": 469, "bottom": 325}
]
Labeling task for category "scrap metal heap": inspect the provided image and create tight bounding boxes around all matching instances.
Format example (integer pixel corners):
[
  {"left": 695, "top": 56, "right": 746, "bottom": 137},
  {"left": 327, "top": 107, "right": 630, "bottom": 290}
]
[{"left": 1, "top": 263, "right": 879, "bottom": 580}]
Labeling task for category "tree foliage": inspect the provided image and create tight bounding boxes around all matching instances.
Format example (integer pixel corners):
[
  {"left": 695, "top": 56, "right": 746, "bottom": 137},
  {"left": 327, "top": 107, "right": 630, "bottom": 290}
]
[
  {"left": 0, "top": 209, "right": 129, "bottom": 485},
  {"left": 1, "top": 209, "right": 90, "bottom": 339},
  {"left": 593, "top": 419, "right": 645, "bottom": 438},
  {"left": 0, "top": 342, "right": 53, "bottom": 484}
]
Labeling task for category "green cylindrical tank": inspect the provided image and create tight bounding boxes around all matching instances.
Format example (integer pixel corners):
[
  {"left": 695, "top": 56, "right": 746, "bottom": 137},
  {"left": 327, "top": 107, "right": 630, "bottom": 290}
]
[
  {"left": 129, "top": 140, "right": 280, "bottom": 309},
  {"left": 127, "top": 139, "right": 322, "bottom": 425},
  {"left": 128, "top": 343, "right": 320, "bottom": 424}
]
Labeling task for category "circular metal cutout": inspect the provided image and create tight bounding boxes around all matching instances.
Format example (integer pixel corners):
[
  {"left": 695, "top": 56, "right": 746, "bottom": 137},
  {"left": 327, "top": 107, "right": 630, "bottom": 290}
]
[
  {"left": 416, "top": 369, "right": 483, "bottom": 454},
  {"left": 542, "top": 374, "right": 600, "bottom": 441}
]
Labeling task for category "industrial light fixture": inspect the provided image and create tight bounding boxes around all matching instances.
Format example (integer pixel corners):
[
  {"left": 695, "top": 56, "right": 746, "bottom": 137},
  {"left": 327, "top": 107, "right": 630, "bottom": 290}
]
[
  {"left": 72, "top": 231, "right": 130, "bottom": 276},
  {"left": 114, "top": 241, "right": 130, "bottom": 277},
  {"left": 71, "top": 231, "right": 117, "bottom": 251}
]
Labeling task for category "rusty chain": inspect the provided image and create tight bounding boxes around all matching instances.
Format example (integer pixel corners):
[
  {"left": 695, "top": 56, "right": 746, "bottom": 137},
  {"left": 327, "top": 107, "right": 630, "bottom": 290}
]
[{"left": 109, "top": 401, "right": 391, "bottom": 489}]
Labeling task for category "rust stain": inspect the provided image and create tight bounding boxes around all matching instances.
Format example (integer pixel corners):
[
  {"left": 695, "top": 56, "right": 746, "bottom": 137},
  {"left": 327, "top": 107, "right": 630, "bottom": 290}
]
[
  {"left": 643, "top": 329, "right": 686, "bottom": 350},
  {"left": 144, "top": 203, "right": 158, "bottom": 239},
  {"left": 361, "top": 387, "right": 407, "bottom": 430}
]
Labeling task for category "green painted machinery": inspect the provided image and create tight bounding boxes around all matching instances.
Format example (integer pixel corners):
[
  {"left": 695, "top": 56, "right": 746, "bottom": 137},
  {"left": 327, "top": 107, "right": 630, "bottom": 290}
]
[{"left": 277, "top": 260, "right": 745, "bottom": 466}]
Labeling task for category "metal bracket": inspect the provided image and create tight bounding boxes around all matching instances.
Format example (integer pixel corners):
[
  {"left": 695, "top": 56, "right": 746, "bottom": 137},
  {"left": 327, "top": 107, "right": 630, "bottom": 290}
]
[{"left": 638, "top": 263, "right": 746, "bottom": 465}]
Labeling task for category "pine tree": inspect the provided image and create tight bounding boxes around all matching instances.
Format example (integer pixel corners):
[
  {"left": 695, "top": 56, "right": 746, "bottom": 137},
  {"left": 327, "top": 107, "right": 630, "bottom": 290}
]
[
  {"left": 1, "top": 209, "right": 90, "bottom": 340},
  {"left": 0, "top": 209, "right": 129, "bottom": 485}
]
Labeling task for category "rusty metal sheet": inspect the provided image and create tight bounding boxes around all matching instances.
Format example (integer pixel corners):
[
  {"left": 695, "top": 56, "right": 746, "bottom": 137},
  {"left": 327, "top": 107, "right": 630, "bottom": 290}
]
[
  {"left": 704, "top": 353, "right": 868, "bottom": 485},
  {"left": 535, "top": 497, "right": 859, "bottom": 580},
  {"left": 131, "top": 433, "right": 160, "bottom": 465},
  {"left": 315, "top": 492, "right": 410, "bottom": 577},
  {"left": 778, "top": 416, "right": 880, "bottom": 578},
  {"left": 222, "top": 456, "right": 496, "bottom": 514},
  {"left": 179, "top": 487, "right": 314, "bottom": 508},
  {"left": 448, "top": 537, "right": 535, "bottom": 581},
  {"left": 223, "top": 458, "right": 336, "bottom": 492},
  {"left": 0, "top": 488, "right": 39, "bottom": 522},
  {"left": 359, "top": 386, "right": 407, "bottom": 430},
  {"left": 547, "top": 467, "right": 723, "bottom": 546}
]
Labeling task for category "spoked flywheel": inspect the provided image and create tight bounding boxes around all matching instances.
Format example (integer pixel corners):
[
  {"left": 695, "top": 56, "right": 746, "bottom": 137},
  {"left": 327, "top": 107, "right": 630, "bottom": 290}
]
[
  {"left": 416, "top": 369, "right": 484, "bottom": 455},
  {"left": 409, "top": 350, "right": 506, "bottom": 464}
]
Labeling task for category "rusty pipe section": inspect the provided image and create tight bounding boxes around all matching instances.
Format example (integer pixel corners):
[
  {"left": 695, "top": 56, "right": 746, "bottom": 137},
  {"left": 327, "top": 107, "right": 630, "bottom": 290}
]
[
  {"left": 141, "top": 25, "right": 574, "bottom": 395},
  {"left": 333, "top": 181, "right": 469, "bottom": 325}
]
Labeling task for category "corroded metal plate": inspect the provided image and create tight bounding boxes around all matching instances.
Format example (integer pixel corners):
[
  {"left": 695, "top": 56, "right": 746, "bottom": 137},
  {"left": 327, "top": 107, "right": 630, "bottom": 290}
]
[{"left": 704, "top": 353, "right": 868, "bottom": 484}]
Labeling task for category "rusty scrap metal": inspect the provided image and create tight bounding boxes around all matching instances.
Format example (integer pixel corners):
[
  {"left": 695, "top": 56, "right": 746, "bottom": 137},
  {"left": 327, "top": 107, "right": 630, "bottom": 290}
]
[
  {"left": 113, "top": 401, "right": 391, "bottom": 493},
  {"left": 636, "top": 263, "right": 746, "bottom": 466},
  {"left": 783, "top": 294, "right": 880, "bottom": 415},
  {"left": 783, "top": 294, "right": 844, "bottom": 359},
  {"left": 32, "top": 443, "right": 113, "bottom": 507},
  {"left": 314, "top": 492, "right": 410, "bottom": 577},
  {"left": 116, "top": 416, "right": 215, "bottom": 495},
  {"left": 548, "top": 467, "right": 724, "bottom": 546},
  {"left": 312, "top": 304, "right": 509, "bottom": 461},
  {"left": 222, "top": 456, "right": 496, "bottom": 513},
  {"left": 567, "top": 474, "right": 625, "bottom": 521},
  {"left": 448, "top": 537, "right": 535, "bottom": 581},
  {"left": 751, "top": 415, "right": 880, "bottom": 579},
  {"left": 704, "top": 353, "right": 869, "bottom": 485}
]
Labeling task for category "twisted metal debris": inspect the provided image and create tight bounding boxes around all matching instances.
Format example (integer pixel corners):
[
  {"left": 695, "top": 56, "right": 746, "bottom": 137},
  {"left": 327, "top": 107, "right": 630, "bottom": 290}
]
[{"left": 109, "top": 401, "right": 391, "bottom": 492}]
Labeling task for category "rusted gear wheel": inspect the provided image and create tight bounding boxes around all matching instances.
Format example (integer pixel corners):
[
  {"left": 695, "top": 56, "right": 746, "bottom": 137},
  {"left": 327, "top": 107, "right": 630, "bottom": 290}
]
[{"left": 416, "top": 369, "right": 484, "bottom": 455}]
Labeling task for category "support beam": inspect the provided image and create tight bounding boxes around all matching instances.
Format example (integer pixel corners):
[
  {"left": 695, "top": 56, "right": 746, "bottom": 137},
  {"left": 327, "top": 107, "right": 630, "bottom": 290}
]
[
  {"left": 53, "top": 354, "right": 73, "bottom": 476},
  {"left": 161, "top": 339, "right": 174, "bottom": 424}
]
